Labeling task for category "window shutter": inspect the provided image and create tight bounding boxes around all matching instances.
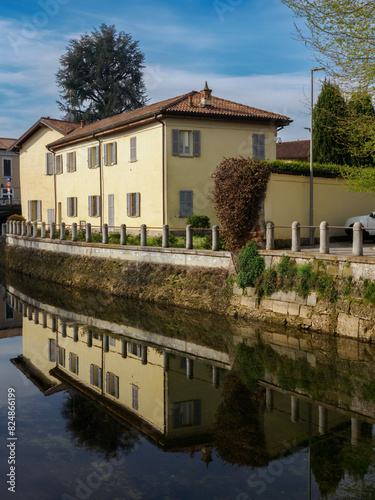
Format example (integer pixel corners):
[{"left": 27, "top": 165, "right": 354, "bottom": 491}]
[
  {"left": 61, "top": 349, "right": 65, "bottom": 367},
  {"left": 48, "top": 339, "right": 56, "bottom": 362},
  {"left": 106, "top": 372, "right": 110, "bottom": 394},
  {"left": 96, "top": 196, "right": 101, "bottom": 217},
  {"left": 127, "top": 193, "right": 131, "bottom": 217},
  {"left": 135, "top": 193, "right": 140, "bottom": 217},
  {"left": 130, "top": 137, "right": 136, "bottom": 162},
  {"left": 259, "top": 134, "right": 265, "bottom": 159},
  {"left": 69, "top": 352, "right": 72, "bottom": 372},
  {"left": 111, "top": 142, "right": 117, "bottom": 165},
  {"left": 193, "top": 130, "right": 201, "bottom": 156},
  {"left": 98, "top": 368, "right": 102, "bottom": 390},
  {"left": 87, "top": 148, "right": 92, "bottom": 168},
  {"left": 76, "top": 356, "right": 79, "bottom": 375},
  {"left": 90, "top": 364, "right": 94, "bottom": 385},
  {"left": 54, "top": 156, "right": 57, "bottom": 174},
  {"left": 179, "top": 191, "right": 193, "bottom": 217},
  {"left": 67, "top": 198, "right": 71, "bottom": 217},
  {"left": 88, "top": 196, "right": 92, "bottom": 217},
  {"left": 28, "top": 200, "right": 31, "bottom": 221},
  {"left": 104, "top": 144, "right": 108, "bottom": 166},
  {"left": 114, "top": 375, "right": 119, "bottom": 399},
  {"left": 66, "top": 153, "right": 70, "bottom": 172},
  {"left": 194, "top": 400, "right": 202, "bottom": 426},
  {"left": 73, "top": 197, "right": 77, "bottom": 217},
  {"left": 46, "top": 153, "right": 53, "bottom": 175},
  {"left": 95, "top": 146, "right": 99, "bottom": 167},
  {"left": 36, "top": 200, "right": 42, "bottom": 221},
  {"left": 173, "top": 404, "right": 180, "bottom": 429},
  {"left": 253, "top": 134, "right": 265, "bottom": 159},
  {"left": 172, "top": 129, "right": 179, "bottom": 156},
  {"left": 72, "top": 152, "right": 76, "bottom": 172}
]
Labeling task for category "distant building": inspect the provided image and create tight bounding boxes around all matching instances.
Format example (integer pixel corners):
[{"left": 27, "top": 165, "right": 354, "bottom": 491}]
[
  {"left": 276, "top": 140, "right": 310, "bottom": 162},
  {"left": 0, "top": 138, "right": 20, "bottom": 204}
]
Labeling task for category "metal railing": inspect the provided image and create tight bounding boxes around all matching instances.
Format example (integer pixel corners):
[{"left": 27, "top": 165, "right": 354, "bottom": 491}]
[{"left": 266, "top": 220, "right": 365, "bottom": 256}]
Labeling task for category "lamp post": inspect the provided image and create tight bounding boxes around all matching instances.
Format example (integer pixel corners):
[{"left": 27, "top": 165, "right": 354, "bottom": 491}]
[{"left": 309, "top": 67, "right": 325, "bottom": 245}]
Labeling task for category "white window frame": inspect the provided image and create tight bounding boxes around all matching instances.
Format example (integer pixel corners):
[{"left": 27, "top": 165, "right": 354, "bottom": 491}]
[
  {"left": 2, "top": 157, "right": 12, "bottom": 178},
  {"left": 104, "top": 142, "right": 117, "bottom": 166},
  {"left": 66, "top": 152, "right": 76, "bottom": 173},
  {"left": 88, "top": 145, "right": 100, "bottom": 169},
  {"left": 67, "top": 197, "right": 77, "bottom": 217},
  {"left": 88, "top": 195, "right": 100, "bottom": 217},
  {"left": 127, "top": 192, "right": 140, "bottom": 217},
  {"left": 48, "top": 339, "right": 56, "bottom": 362}
]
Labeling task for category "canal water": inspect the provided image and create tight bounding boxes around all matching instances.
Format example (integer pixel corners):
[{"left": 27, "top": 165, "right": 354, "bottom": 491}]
[{"left": 0, "top": 276, "right": 374, "bottom": 499}]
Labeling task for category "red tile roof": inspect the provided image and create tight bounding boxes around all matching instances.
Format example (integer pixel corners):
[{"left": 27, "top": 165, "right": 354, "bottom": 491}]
[
  {"left": 277, "top": 140, "right": 310, "bottom": 160},
  {"left": 0, "top": 138, "right": 17, "bottom": 150},
  {"left": 48, "top": 90, "right": 292, "bottom": 148}
]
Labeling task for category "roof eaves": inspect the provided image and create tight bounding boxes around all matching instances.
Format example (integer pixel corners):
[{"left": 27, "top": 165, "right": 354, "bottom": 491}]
[{"left": 161, "top": 109, "right": 292, "bottom": 125}]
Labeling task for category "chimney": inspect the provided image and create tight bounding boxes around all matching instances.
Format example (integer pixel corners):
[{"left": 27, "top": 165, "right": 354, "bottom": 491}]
[
  {"left": 80, "top": 120, "right": 84, "bottom": 128},
  {"left": 200, "top": 81, "right": 212, "bottom": 107},
  {"left": 187, "top": 94, "right": 193, "bottom": 107}
]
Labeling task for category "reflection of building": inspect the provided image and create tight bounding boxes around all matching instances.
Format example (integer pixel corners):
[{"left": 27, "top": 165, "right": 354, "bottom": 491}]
[{"left": 0, "top": 287, "right": 22, "bottom": 338}]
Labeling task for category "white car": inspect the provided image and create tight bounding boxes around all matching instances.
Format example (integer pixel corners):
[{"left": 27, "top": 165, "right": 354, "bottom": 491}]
[{"left": 345, "top": 211, "right": 375, "bottom": 240}]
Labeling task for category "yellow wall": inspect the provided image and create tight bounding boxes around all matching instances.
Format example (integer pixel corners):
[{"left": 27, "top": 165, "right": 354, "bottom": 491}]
[
  {"left": 165, "top": 118, "right": 277, "bottom": 228},
  {"left": 0, "top": 151, "right": 20, "bottom": 202},
  {"left": 264, "top": 173, "right": 375, "bottom": 238}
]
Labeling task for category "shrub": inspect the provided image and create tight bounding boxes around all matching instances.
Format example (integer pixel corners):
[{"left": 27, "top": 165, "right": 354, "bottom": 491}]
[
  {"left": 363, "top": 279, "right": 375, "bottom": 303},
  {"left": 294, "top": 263, "right": 313, "bottom": 298},
  {"left": 7, "top": 214, "right": 26, "bottom": 222},
  {"left": 236, "top": 241, "right": 265, "bottom": 288},
  {"left": 255, "top": 267, "right": 277, "bottom": 298},
  {"left": 186, "top": 214, "right": 210, "bottom": 229},
  {"left": 276, "top": 256, "right": 297, "bottom": 290}
]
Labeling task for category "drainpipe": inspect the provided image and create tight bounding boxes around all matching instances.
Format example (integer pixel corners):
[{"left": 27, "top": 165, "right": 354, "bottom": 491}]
[
  {"left": 154, "top": 114, "right": 166, "bottom": 225},
  {"left": 92, "top": 134, "right": 103, "bottom": 229},
  {"left": 47, "top": 146, "right": 56, "bottom": 224}
]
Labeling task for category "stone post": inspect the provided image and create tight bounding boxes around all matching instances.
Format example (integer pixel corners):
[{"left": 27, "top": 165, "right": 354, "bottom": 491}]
[
  {"left": 86, "top": 223, "right": 92, "bottom": 242},
  {"left": 50, "top": 222, "right": 55, "bottom": 239},
  {"left": 318, "top": 406, "right": 328, "bottom": 435},
  {"left": 42, "top": 313, "right": 47, "bottom": 329},
  {"left": 12, "top": 221, "right": 16, "bottom": 234},
  {"left": 32, "top": 221, "right": 38, "bottom": 238},
  {"left": 61, "top": 321, "right": 67, "bottom": 338},
  {"left": 212, "top": 225, "right": 219, "bottom": 251},
  {"left": 73, "top": 325, "right": 79, "bottom": 342},
  {"left": 34, "top": 310, "right": 39, "bottom": 325},
  {"left": 21, "top": 221, "right": 26, "bottom": 236},
  {"left": 72, "top": 223, "right": 77, "bottom": 242},
  {"left": 186, "top": 358, "right": 193, "bottom": 380},
  {"left": 140, "top": 224, "right": 147, "bottom": 246},
  {"left": 266, "top": 388, "right": 274, "bottom": 412},
  {"left": 102, "top": 223, "right": 108, "bottom": 244},
  {"left": 87, "top": 331, "right": 93, "bottom": 348},
  {"left": 319, "top": 221, "right": 329, "bottom": 254},
  {"left": 6, "top": 220, "right": 9, "bottom": 234},
  {"left": 41, "top": 222, "right": 46, "bottom": 238},
  {"left": 291, "top": 221, "right": 301, "bottom": 252},
  {"left": 351, "top": 417, "right": 361, "bottom": 447},
  {"left": 186, "top": 224, "right": 193, "bottom": 249},
  {"left": 120, "top": 224, "right": 126, "bottom": 245},
  {"left": 266, "top": 221, "right": 275, "bottom": 250},
  {"left": 27, "top": 221, "right": 31, "bottom": 237},
  {"left": 60, "top": 222, "right": 66, "bottom": 240},
  {"left": 162, "top": 224, "right": 169, "bottom": 248},
  {"left": 103, "top": 335, "right": 109, "bottom": 352},
  {"left": 2, "top": 223, "right": 6, "bottom": 236},
  {"left": 17, "top": 221, "right": 21, "bottom": 236},
  {"left": 353, "top": 222, "right": 363, "bottom": 256}
]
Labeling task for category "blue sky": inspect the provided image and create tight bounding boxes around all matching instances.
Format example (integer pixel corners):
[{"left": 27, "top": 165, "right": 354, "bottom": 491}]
[{"left": 0, "top": 0, "right": 324, "bottom": 142}]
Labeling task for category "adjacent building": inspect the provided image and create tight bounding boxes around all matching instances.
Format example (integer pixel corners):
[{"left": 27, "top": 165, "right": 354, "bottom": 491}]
[{"left": 0, "top": 137, "right": 20, "bottom": 205}]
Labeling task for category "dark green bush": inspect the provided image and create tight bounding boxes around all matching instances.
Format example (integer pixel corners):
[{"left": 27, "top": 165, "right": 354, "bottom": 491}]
[
  {"left": 276, "top": 255, "right": 297, "bottom": 290},
  {"left": 236, "top": 241, "right": 265, "bottom": 288},
  {"left": 186, "top": 214, "right": 210, "bottom": 229},
  {"left": 255, "top": 267, "right": 277, "bottom": 298},
  {"left": 294, "top": 263, "right": 313, "bottom": 298},
  {"left": 363, "top": 279, "right": 375, "bottom": 303}
]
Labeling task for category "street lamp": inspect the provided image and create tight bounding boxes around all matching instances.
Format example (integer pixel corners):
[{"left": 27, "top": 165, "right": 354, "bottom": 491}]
[{"left": 309, "top": 67, "right": 325, "bottom": 245}]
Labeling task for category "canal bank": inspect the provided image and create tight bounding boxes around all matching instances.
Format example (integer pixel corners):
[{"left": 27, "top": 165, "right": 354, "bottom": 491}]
[{"left": 2, "top": 235, "right": 375, "bottom": 340}]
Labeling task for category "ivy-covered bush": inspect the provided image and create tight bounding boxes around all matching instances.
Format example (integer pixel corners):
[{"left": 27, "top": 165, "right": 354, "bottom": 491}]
[{"left": 236, "top": 241, "right": 265, "bottom": 288}]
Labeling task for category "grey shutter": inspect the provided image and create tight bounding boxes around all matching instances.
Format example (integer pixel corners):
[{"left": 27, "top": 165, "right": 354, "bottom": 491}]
[
  {"left": 87, "top": 148, "right": 92, "bottom": 168},
  {"left": 69, "top": 352, "right": 72, "bottom": 371},
  {"left": 73, "top": 197, "right": 77, "bottom": 217},
  {"left": 194, "top": 400, "right": 202, "bottom": 426},
  {"left": 135, "top": 193, "right": 140, "bottom": 217},
  {"left": 111, "top": 142, "right": 117, "bottom": 164},
  {"left": 88, "top": 196, "right": 92, "bottom": 217},
  {"left": 172, "top": 129, "right": 179, "bottom": 156},
  {"left": 54, "top": 156, "right": 57, "bottom": 174},
  {"left": 48, "top": 339, "right": 56, "bottom": 362},
  {"left": 98, "top": 368, "right": 103, "bottom": 390},
  {"left": 46, "top": 153, "right": 53, "bottom": 175},
  {"left": 28, "top": 200, "right": 31, "bottom": 221},
  {"left": 90, "top": 364, "right": 94, "bottom": 385},
  {"left": 179, "top": 191, "right": 193, "bottom": 217},
  {"left": 130, "top": 137, "right": 136, "bottom": 162},
  {"left": 127, "top": 193, "right": 131, "bottom": 217},
  {"left": 193, "top": 130, "right": 201, "bottom": 156},
  {"left": 76, "top": 356, "right": 79, "bottom": 375},
  {"left": 36, "top": 200, "right": 42, "bottom": 221},
  {"left": 72, "top": 152, "right": 76, "bottom": 172},
  {"left": 96, "top": 196, "right": 101, "bottom": 217},
  {"left": 114, "top": 375, "right": 119, "bottom": 398},
  {"left": 66, "top": 153, "right": 70, "bottom": 172},
  {"left": 106, "top": 372, "right": 110, "bottom": 394},
  {"left": 104, "top": 144, "right": 108, "bottom": 166},
  {"left": 95, "top": 146, "right": 99, "bottom": 167},
  {"left": 61, "top": 348, "right": 65, "bottom": 367},
  {"left": 259, "top": 134, "right": 265, "bottom": 159},
  {"left": 67, "top": 198, "right": 71, "bottom": 217}
]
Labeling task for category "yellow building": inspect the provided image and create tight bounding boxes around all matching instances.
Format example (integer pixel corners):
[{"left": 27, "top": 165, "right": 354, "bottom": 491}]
[
  {"left": 10, "top": 84, "right": 291, "bottom": 230},
  {"left": 0, "top": 138, "right": 20, "bottom": 205}
]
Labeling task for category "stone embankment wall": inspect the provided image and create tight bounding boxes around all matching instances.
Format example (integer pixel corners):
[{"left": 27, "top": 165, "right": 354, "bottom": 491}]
[{"left": 230, "top": 251, "right": 375, "bottom": 341}]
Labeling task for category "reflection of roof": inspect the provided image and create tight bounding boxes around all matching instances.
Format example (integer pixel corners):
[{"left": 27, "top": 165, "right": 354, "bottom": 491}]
[
  {"left": 10, "top": 355, "right": 66, "bottom": 395},
  {"left": 0, "top": 327, "right": 22, "bottom": 338},
  {"left": 277, "top": 140, "right": 310, "bottom": 160},
  {"left": 47, "top": 90, "right": 292, "bottom": 148},
  {"left": 0, "top": 138, "right": 16, "bottom": 150}
]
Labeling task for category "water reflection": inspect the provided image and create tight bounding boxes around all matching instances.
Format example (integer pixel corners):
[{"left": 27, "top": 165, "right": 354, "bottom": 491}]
[{"left": 2, "top": 279, "right": 375, "bottom": 499}]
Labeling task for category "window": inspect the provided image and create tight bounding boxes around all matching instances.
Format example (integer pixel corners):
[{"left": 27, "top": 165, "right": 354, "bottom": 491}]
[
  {"left": 132, "top": 385, "right": 139, "bottom": 410},
  {"left": 127, "top": 192, "right": 140, "bottom": 217},
  {"left": 253, "top": 134, "right": 265, "bottom": 159},
  {"left": 2, "top": 158, "right": 12, "bottom": 178},
  {"left": 172, "top": 129, "right": 200, "bottom": 157},
  {"left": 67, "top": 197, "right": 77, "bottom": 217},
  {"left": 109, "top": 336, "right": 116, "bottom": 347},
  {"left": 179, "top": 190, "right": 193, "bottom": 217},
  {"left": 173, "top": 400, "right": 201, "bottom": 428},
  {"left": 106, "top": 372, "right": 119, "bottom": 398},
  {"left": 55, "top": 155, "right": 63, "bottom": 174},
  {"left": 48, "top": 339, "right": 56, "bottom": 362},
  {"left": 130, "top": 137, "right": 137, "bottom": 162},
  {"left": 88, "top": 195, "right": 101, "bottom": 217},
  {"left": 5, "top": 303, "right": 14, "bottom": 320},
  {"left": 104, "top": 142, "right": 117, "bottom": 166},
  {"left": 45, "top": 153, "right": 54, "bottom": 175},
  {"left": 57, "top": 346, "right": 66, "bottom": 367},
  {"left": 28, "top": 200, "right": 42, "bottom": 221},
  {"left": 128, "top": 342, "right": 141, "bottom": 357},
  {"left": 88, "top": 145, "right": 99, "bottom": 169},
  {"left": 90, "top": 364, "right": 103, "bottom": 389},
  {"left": 69, "top": 353, "right": 79, "bottom": 374},
  {"left": 66, "top": 152, "right": 76, "bottom": 173}
]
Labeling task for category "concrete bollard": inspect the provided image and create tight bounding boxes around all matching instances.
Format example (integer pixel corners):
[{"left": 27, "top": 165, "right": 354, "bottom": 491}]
[
  {"left": 72, "top": 223, "right": 77, "bottom": 242},
  {"left": 266, "top": 221, "right": 275, "bottom": 250},
  {"left": 12, "top": 221, "right": 16, "bottom": 234},
  {"left": 162, "top": 224, "right": 169, "bottom": 248},
  {"left": 2, "top": 223, "right": 6, "bottom": 236},
  {"left": 34, "top": 310, "right": 39, "bottom": 325},
  {"left": 103, "top": 335, "right": 109, "bottom": 352},
  {"left": 186, "top": 224, "right": 193, "bottom": 249},
  {"left": 351, "top": 417, "right": 361, "bottom": 447},
  {"left": 61, "top": 322, "right": 67, "bottom": 338},
  {"left": 6, "top": 220, "right": 9, "bottom": 234},
  {"left": 17, "top": 221, "right": 21, "bottom": 236},
  {"left": 318, "top": 406, "right": 328, "bottom": 435},
  {"left": 73, "top": 325, "right": 79, "bottom": 342},
  {"left": 140, "top": 224, "right": 147, "bottom": 246},
  {"left": 291, "top": 221, "right": 301, "bottom": 252},
  {"left": 60, "top": 222, "right": 66, "bottom": 240},
  {"left": 86, "top": 223, "right": 91, "bottom": 242},
  {"left": 353, "top": 222, "right": 363, "bottom": 256},
  {"left": 319, "top": 221, "right": 329, "bottom": 254},
  {"left": 141, "top": 345, "right": 148, "bottom": 365},
  {"left": 266, "top": 388, "right": 274, "bottom": 412},
  {"left": 87, "top": 331, "right": 93, "bottom": 348},
  {"left": 102, "top": 224, "right": 108, "bottom": 244},
  {"left": 212, "top": 225, "right": 219, "bottom": 251},
  {"left": 27, "top": 221, "right": 31, "bottom": 237},
  {"left": 21, "top": 221, "right": 26, "bottom": 236},
  {"left": 41, "top": 222, "right": 46, "bottom": 238},
  {"left": 120, "top": 224, "right": 126, "bottom": 245},
  {"left": 50, "top": 222, "right": 56, "bottom": 239},
  {"left": 186, "top": 358, "right": 193, "bottom": 380},
  {"left": 32, "top": 221, "right": 38, "bottom": 238}
]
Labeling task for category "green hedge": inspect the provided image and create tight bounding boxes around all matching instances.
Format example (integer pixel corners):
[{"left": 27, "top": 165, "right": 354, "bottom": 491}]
[{"left": 269, "top": 160, "right": 352, "bottom": 179}]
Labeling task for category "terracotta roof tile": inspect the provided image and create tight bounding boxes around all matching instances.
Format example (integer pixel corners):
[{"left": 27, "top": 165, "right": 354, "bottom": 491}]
[
  {"left": 48, "top": 90, "right": 291, "bottom": 148},
  {"left": 277, "top": 140, "right": 310, "bottom": 160},
  {"left": 40, "top": 118, "right": 81, "bottom": 135},
  {"left": 0, "top": 138, "right": 17, "bottom": 150}
]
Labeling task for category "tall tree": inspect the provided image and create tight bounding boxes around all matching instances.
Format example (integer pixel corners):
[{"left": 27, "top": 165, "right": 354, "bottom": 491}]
[
  {"left": 313, "top": 79, "right": 348, "bottom": 165},
  {"left": 281, "top": 1, "right": 375, "bottom": 93},
  {"left": 56, "top": 24, "right": 147, "bottom": 123}
]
